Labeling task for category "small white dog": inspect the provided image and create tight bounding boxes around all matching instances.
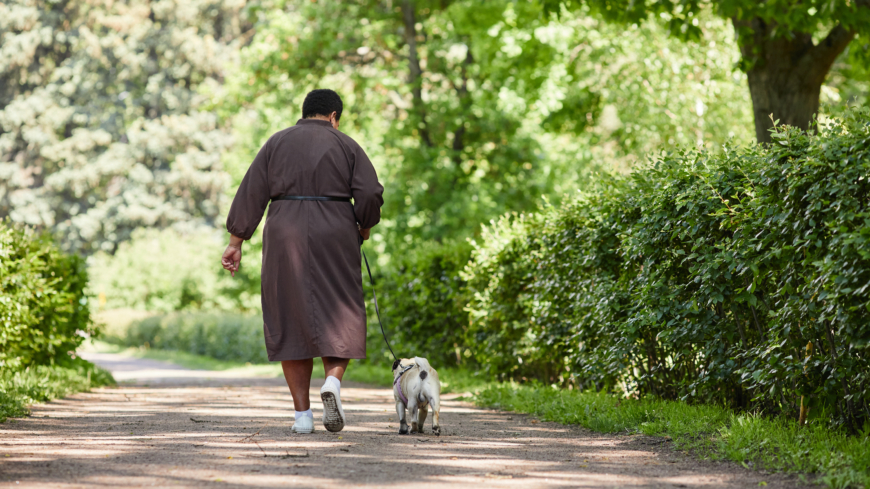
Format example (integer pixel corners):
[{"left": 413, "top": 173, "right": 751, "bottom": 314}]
[{"left": 392, "top": 357, "right": 441, "bottom": 435}]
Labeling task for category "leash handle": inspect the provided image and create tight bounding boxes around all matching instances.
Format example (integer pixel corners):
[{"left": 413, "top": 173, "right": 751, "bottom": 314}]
[{"left": 361, "top": 247, "right": 399, "bottom": 363}]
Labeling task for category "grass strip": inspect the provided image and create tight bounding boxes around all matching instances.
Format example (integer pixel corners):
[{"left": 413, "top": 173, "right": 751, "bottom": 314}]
[
  {"left": 474, "top": 383, "right": 870, "bottom": 489},
  {"left": 0, "top": 358, "right": 115, "bottom": 422},
  {"left": 82, "top": 340, "right": 490, "bottom": 393},
  {"left": 83, "top": 340, "right": 395, "bottom": 386}
]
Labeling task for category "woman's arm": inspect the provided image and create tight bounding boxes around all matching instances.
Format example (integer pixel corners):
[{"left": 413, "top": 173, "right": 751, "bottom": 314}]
[{"left": 350, "top": 143, "right": 384, "bottom": 231}]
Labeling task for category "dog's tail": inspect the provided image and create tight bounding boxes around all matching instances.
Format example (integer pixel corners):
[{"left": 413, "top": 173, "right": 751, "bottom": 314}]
[{"left": 414, "top": 356, "right": 432, "bottom": 371}]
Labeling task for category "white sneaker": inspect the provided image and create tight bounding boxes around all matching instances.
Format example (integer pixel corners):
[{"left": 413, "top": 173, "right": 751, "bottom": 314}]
[
  {"left": 320, "top": 382, "right": 345, "bottom": 432},
  {"left": 291, "top": 415, "right": 314, "bottom": 434}
]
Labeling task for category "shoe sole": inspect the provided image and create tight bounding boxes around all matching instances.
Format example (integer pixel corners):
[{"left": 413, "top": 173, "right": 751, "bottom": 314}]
[
  {"left": 320, "top": 391, "right": 345, "bottom": 432},
  {"left": 291, "top": 422, "right": 314, "bottom": 434}
]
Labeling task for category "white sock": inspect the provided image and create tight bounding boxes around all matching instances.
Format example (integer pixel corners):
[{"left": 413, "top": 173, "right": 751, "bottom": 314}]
[
  {"left": 295, "top": 409, "right": 312, "bottom": 420},
  {"left": 325, "top": 375, "right": 341, "bottom": 395}
]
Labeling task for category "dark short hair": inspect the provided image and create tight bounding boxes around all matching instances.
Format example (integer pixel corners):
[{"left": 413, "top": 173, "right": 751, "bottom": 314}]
[{"left": 302, "top": 89, "right": 343, "bottom": 121}]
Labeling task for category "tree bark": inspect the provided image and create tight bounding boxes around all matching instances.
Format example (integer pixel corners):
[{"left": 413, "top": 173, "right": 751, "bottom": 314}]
[
  {"left": 732, "top": 19, "right": 855, "bottom": 144},
  {"left": 401, "top": 0, "right": 432, "bottom": 147}
]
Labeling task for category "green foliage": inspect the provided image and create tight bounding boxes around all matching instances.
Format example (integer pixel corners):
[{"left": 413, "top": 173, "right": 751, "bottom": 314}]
[
  {"left": 88, "top": 228, "right": 261, "bottom": 313},
  {"left": 827, "top": 35, "right": 870, "bottom": 110},
  {"left": 0, "top": 357, "right": 114, "bottom": 422},
  {"left": 0, "top": 221, "right": 95, "bottom": 369},
  {"left": 463, "top": 107, "right": 870, "bottom": 429},
  {"left": 219, "top": 0, "right": 753, "bottom": 261},
  {"left": 0, "top": 0, "right": 244, "bottom": 253},
  {"left": 123, "top": 312, "right": 269, "bottom": 364},
  {"left": 368, "top": 240, "right": 473, "bottom": 366},
  {"left": 475, "top": 383, "right": 870, "bottom": 488},
  {"left": 545, "top": 0, "right": 870, "bottom": 41}
]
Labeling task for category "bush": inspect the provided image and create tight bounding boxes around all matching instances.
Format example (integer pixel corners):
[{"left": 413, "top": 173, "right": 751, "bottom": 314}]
[
  {"left": 0, "top": 357, "right": 114, "bottom": 422},
  {"left": 464, "top": 108, "right": 870, "bottom": 429},
  {"left": 88, "top": 227, "right": 262, "bottom": 313},
  {"left": 0, "top": 221, "right": 96, "bottom": 370},
  {"left": 124, "top": 313, "right": 269, "bottom": 363},
  {"left": 464, "top": 184, "right": 629, "bottom": 387},
  {"left": 368, "top": 241, "right": 473, "bottom": 367}
]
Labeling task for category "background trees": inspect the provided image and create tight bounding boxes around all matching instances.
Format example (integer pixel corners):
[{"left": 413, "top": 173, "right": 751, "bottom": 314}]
[
  {"left": 0, "top": 0, "right": 247, "bottom": 253},
  {"left": 546, "top": 0, "right": 870, "bottom": 143},
  {"left": 219, "top": 0, "right": 754, "bottom": 262},
  {"left": 1, "top": 0, "right": 866, "bottom": 313}
]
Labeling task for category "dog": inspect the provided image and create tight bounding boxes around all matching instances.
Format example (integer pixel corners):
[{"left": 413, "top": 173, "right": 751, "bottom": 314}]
[{"left": 391, "top": 357, "right": 441, "bottom": 435}]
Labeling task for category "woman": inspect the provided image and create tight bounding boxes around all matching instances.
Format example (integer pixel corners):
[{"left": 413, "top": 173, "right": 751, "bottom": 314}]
[{"left": 221, "top": 89, "right": 383, "bottom": 433}]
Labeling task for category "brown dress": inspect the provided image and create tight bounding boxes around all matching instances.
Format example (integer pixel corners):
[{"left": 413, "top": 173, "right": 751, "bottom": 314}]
[{"left": 226, "top": 119, "right": 384, "bottom": 361}]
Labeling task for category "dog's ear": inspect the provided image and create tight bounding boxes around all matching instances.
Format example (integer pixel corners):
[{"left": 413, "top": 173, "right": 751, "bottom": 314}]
[{"left": 392, "top": 359, "right": 401, "bottom": 371}]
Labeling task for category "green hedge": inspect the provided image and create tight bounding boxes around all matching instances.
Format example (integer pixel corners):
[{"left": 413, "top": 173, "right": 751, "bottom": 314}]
[
  {"left": 462, "top": 109, "right": 870, "bottom": 429},
  {"left": 0, "top": 221, "right": 95, "bottom": 370},
  {"left": 368, "top": 241, "right": 473, "bottom": 367},
  {"left": 124, "top": 313, "right": 269, "bottom": 363}
]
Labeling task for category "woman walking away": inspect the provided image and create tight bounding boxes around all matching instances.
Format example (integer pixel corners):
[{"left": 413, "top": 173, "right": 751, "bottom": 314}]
[{"left": 221, "top": 89, "right": 384, "bottom": 433}]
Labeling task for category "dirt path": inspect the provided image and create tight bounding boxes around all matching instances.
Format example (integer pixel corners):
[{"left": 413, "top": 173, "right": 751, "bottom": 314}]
[{"left": 0, "top": 354, "right": 810, "bottom": 488}]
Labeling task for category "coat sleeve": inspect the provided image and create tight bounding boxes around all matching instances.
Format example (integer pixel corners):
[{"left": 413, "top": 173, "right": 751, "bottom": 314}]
[
  {"left": 350, "top": 143, "right": 384, "bottom": 229},
  {"left": 226, "top": 139, "right": 271, "bottom": 240}
]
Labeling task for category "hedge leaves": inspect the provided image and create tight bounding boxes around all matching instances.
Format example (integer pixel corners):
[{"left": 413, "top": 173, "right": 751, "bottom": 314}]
[{"left": 463, "top": 108, "right": 870, "bottom": 429}]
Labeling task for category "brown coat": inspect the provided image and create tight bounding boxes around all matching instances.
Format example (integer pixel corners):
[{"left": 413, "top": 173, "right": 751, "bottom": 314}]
[{"left": 226, "top": 119, "right": 384, "bottom": 361}]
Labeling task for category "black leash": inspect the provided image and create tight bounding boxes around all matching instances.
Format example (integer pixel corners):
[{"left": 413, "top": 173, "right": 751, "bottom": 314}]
[
  {"left": 271, "top": 194, "right": 399, "bottom": 363},
  {"left": 361, "top": 247, "right": 399, "bottom": 363},
  {"left": 360, "top": 250, "right": 399, "bottom": 362}
]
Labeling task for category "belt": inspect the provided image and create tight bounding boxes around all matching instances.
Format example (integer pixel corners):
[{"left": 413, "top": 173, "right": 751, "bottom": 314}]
[{"left": 271, "top": 195, "right": 351, "bottom": 203}]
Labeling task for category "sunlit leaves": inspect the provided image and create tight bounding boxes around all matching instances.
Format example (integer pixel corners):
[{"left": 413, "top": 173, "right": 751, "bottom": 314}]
[
  {"left": 0, "top": 0, "right": 243, "bottom": 253},
  {"left": 463, "top": 107, "right": 870, "bottom": 428}
]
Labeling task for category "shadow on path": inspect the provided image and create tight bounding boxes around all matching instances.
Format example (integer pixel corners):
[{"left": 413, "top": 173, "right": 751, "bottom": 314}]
[{"left": 0, "top": 354, "right": 810, "bottom": 488}]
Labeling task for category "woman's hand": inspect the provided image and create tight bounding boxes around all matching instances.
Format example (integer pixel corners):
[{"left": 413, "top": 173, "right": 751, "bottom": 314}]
[
  {"left": 359, "top": 227, "right": 371, "bottom": 240},
  {"left": 222, "top": 235, "right": 244, "bottom": 276}
]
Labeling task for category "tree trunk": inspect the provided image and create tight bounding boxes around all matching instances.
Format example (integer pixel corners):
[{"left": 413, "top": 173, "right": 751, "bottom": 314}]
[
  {"left": 401, "top": 0, "right": 432, "bottom": 147},
  {"left": 732, "top": 19, "right": 855, "bottom": 144}
]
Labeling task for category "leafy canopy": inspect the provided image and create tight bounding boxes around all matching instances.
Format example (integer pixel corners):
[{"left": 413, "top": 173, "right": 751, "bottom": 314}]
[
  {"left": 544, "top": 0, "right": 870, "bottom": 40},
  {"left": 218, "top": 0, "right": 753, "bottom": 261}
]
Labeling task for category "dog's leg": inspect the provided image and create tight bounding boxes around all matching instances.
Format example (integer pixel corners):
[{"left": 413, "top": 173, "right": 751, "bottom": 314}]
[
  {"left": 431, "top": 394, "right": 441, "bottom": 436},
  {"left": 408, "top": 397, "right": 420, "bottom": 434},
  {"left": 395, "top": 400, "right": 409, "bottom": 435},
  {"left": 417, "top": 402, "right": 428, "bottom": 433}
]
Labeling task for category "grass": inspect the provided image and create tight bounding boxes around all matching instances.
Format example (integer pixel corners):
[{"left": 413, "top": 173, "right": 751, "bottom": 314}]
[
  {"left": 475, "top": 383, "right": 870, "bottom": 489},
  {"left": 0, "top": 357, "right": 115, "bottom": 422}
]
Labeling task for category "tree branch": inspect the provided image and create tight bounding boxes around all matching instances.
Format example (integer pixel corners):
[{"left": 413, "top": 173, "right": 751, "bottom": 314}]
[{"left": 801, "top": 23, "right": 856, "bottom": 86}]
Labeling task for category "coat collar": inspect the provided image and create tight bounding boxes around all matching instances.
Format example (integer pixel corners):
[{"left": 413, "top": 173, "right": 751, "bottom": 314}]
[{"left": 296, "top": 118, "right": 333, "bottom": 127}]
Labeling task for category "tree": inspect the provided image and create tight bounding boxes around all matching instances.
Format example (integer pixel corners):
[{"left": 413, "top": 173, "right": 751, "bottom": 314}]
[
  {"left": 220, "top": 0, "right": 754, "bottom": 260},
  {"left": 545, "top": 0, "right": 870, "bottom": 143},
  {"left": 0, "top": 0, "right": 248, "bottom": 253}
]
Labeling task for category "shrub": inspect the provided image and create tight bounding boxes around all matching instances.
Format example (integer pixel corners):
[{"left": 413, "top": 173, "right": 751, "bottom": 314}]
[
  {"left": 0, "top": 222, "right": 95, "bottom": 369},
  {"left": 368, "top": 241, "right": 473, "bottom": 366},
  {"left": 464, "top": 108, "right": 870, "bottom": 429},
  {"left": 0, "top": 357, "right": 114, "bottom": 422},
  {"left": 88, "top": 227, "right": 262, "bottom": 313},
  {"left": 124, "top": 313, "right": 269, "bottom": 363}
]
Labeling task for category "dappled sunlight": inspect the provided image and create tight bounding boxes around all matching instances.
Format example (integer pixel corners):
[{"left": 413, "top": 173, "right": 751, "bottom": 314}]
[{"left": 1, "top": 368, "right": 806, "bottom": 488}]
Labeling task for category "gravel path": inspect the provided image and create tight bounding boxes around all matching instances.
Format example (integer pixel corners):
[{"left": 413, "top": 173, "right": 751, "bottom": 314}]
[{"left": 0, "top": 354, "right": 811, "bottom": 488}]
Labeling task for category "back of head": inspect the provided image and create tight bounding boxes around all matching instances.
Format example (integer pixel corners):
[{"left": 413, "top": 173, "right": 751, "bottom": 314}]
[{"left": 302, "top": 89, "right": 343, "bottom": 120}]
